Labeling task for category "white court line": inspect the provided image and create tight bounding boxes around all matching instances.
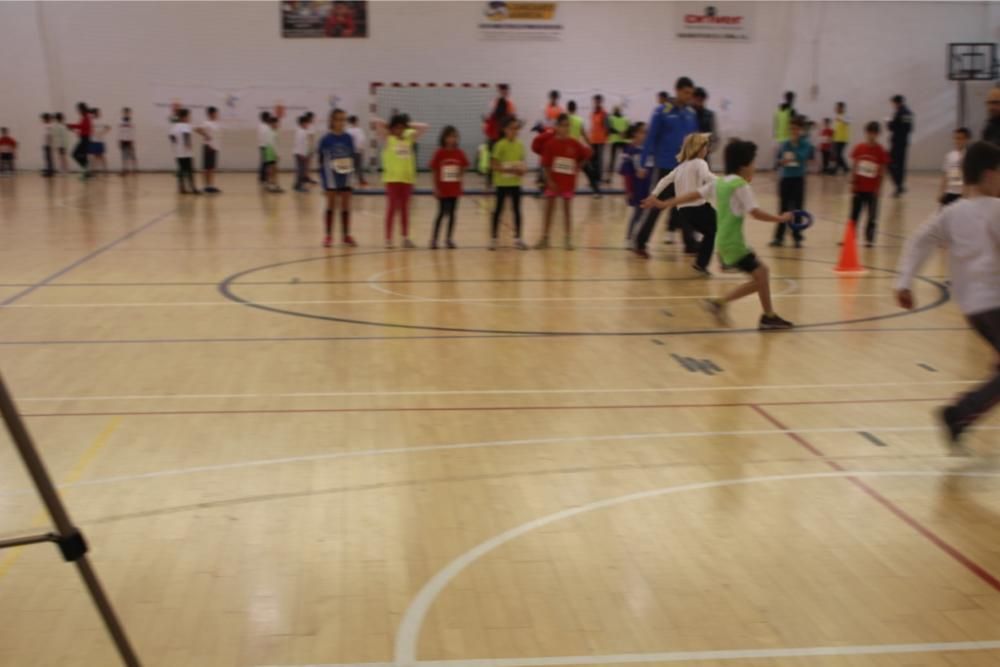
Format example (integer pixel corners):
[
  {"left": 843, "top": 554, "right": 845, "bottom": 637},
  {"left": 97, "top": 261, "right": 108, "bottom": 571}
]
[
  {"left": 261, "top": 639, "right": 1000, "bottom": 666},
  {"left": 16, "top": 379, "right": 977, "bottom": 403},
  {"left": 5, "top": 423, "right": 998, "bottom": 497},
  {"left": 391, "top": 470, "right": 1000, "bottom": 666},
  {"left": 1, "top": 293, "right": 890, "bottom": 308}
]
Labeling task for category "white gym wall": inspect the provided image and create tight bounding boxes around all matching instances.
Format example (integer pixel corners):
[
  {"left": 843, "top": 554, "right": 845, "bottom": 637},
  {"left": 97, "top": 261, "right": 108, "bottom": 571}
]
[{"left": 0, "top": 0, "right": 996, "bottom": 171}]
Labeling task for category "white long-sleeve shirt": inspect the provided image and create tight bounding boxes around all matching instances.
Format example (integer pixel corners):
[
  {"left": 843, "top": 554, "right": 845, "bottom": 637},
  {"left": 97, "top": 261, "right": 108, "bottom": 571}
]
[
  {"left": 650, "top": 158, "right": 717, "bottom": 208},
  {"left": 895, "top": 196, "right": 1000, "bottom": 316}
]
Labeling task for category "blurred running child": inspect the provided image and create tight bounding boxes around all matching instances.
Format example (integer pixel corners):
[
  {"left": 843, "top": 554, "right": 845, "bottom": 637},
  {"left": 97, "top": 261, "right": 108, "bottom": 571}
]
[
  {"left": 643, "top": 139, "right": 795, "bottom": 330},
  {"left": 819, "top": 118, "right": 833, "bottom": 174},
  {"left": 619, "top": 122, "right": 651, "bottom": 244},
  {"left": 536, "top": 113, "right": 592, "bottom": 250},
  {"left": 68, "top": 102, "right": 92, "bottom": 179},
  {"left": 88, "top": 108, "right": 111, "bottom": 175},
  {"left": 939, "top": 127, "right": 970, "bottom": 206},
  {"left": 118, "top": 107, "right": 138, "bottom": 175},
  {"left": 54, "top": 112, "right": 70, "bottom": 173},
  {"left": 832, "top": 102, "right": 851, "bottom": 175},
  {"left": 849, "top": 121, "right": 889, "bottom": 247},
  {"left": 41, "top": 114, "right": 55, "bottom": 177}
]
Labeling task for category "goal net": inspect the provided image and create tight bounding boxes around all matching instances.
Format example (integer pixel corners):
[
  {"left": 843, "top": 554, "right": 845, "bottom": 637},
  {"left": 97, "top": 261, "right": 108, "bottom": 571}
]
[{"left": 371, "top": 82, "right": 495, "bottom": 171}]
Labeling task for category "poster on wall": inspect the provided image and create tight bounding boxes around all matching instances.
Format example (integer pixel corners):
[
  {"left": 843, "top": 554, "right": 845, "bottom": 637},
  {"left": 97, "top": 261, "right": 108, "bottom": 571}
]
[
  {"left": 281, "top": 1, "right": 368, "bottom": 38},
  {"left": 478, "top": 2, "right": 563, "bottom": 41},
  {"left": 675, "top": 3, "right": 753, "bottom": 42}
]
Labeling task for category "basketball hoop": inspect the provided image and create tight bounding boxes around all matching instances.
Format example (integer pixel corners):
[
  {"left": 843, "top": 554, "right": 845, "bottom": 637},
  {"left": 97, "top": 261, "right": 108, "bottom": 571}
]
[{"left": 947, "top": 43, "right": 997, "bottom": 126}]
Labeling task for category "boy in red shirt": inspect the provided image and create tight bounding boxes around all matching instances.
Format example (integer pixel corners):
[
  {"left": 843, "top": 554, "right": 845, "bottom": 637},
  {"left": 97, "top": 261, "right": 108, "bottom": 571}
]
[
  {"left": 535, "top": 114, "right": 592, "bottom": 250},
  {"left": 850, "top": 121, "right": 890, "bottom": 247},
  {"left": 429, "top": 125, "right": 469, "bottom": 249},
  {"left": 0, "top": 127, "right": 17, "bottom": 174}
]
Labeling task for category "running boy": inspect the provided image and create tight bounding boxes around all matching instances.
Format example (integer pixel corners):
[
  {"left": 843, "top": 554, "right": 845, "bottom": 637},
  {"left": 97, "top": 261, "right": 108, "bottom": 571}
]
[
  {"left": 490, "top": 117, "right": 528, "bottom": 250},
  {"left": 850, "top": 121, "right": 890, "bottom": 247},
  {"left": 169, "top": 108, "right": 199, "bottom": 194},
  {"left": 770, "top": 117, "right": 814, "bottom": 248},
  {"left": 196, "top": 106, "right": 222, "bottom": 194},
  {"left": 317, "top": 108, "right": 357, "bottom": 248},
  {"left": 643, "top": 139, "right": 795, "bottom": 330},
  {"left": 939, "top": 127, "right": 970, "bottom": 206},
  {"left": 429, "top": 126, "right": 469, "bottom": 249},
  {"left": 119, "top": 107, "right": 138, "bottom": 175},
  {"left": 536, "top": 113, "right": 592, "bottom": 250},
  {"left": 895, "top": 141, "right": 1000, "bottom": 455},
  {"left": 0, "top": 128, "right": 16, "bottom": 174}
]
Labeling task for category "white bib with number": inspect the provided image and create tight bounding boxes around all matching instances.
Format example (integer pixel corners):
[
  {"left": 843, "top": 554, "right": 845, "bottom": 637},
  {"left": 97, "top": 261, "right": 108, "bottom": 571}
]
[
  {"left": 855, "top": 160, "right": 878, "bottom": 179},
  {"left": 783, "top": 151, "right": 798, "bottom": 167},
  {"left": 332, "top": 157, "right": 354, "bottom": 174},
  {"left": 502, "top": 161, "right": 524, "bottom": 173},
  {"left": 552, "top": 157, "right": 576, "bottom": 175},
  {"left": 441, "top": 164, "right": 461, "bottom": 182},
  {"left": 947, "top": 168, "right": 963, "bottom": 188}
]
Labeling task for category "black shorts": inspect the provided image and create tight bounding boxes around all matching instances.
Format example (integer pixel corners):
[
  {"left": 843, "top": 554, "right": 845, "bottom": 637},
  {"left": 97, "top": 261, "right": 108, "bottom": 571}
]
[
  {"left": 202, "top": 146, "right": 218, "bottom": 170},
  {"left": 733, "top": 252, "right": 761, "bottom": 274}
]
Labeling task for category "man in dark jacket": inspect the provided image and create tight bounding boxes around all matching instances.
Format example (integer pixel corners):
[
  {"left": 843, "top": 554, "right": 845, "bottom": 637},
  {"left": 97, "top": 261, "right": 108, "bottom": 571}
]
[{"left": 888, "top": 95, "right": 914, "bottom": 197}]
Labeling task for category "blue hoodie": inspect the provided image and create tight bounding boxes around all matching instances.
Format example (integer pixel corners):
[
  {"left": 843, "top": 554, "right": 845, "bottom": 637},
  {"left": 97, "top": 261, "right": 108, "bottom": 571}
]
[{"left": 640, "top": 102, "right": 698, "bottom": 170}]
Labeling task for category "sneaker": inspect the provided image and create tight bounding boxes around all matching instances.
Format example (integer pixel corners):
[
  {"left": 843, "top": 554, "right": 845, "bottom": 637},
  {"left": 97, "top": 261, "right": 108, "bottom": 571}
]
[
  {"left": 768, "top": 240, "right": 783, "bottom": 247},
  {"left": 593, "top": 193, "right": 602, "bottom": 200},
  {"left": 403, "top": 238, "right": 417, "bottom": 249},
  {"left": 564, "top": 238, "right": 574, "bottom": 251},
  {"left": 515, "top": 238, "right": 529, "bottom": 250},
  {"left": 701, "top": 298, "right": 731, "bottom": 327},
  {"left": 430, "top": 241, "right": 438, "bottom": 250},
  {"left": 191, "top": 189, "right": 203, "bottom": 195},
  {"left": 488, "top": 238, "right": 498, "bottom": 251},
  {"left": 759, "top": 313, "right": 795, "bottom": 330},
  {"left": 633, "top": 248, "right": 650, "bottom": 259},
  {"left": 343, "top": 236, "right": 357, "bottom": 247},
  {"left": 865, "top": 241, "right": 874, "bottom": 248},
  {"left": 446, "top": 240, "right": 457, "bottom": 249},
  {"left": 385, "top": 240, "right": 395, "bottom": 249},
  {"left": 323, "top": 235, "right": 332, "bottom": 248},
  {"left": 692, "top": 264, "right": 712, "bottom": 277},
  {"left": 938, "top": 406, "right": 972, "bottom": 457},
  {"left": 664, "top": 234, "right": 675, "bottom": 245},
  {"left": 794, "top": 240, "right": 803, "bottom": 249},
  {"left": 267, "top": 185, "right": 284, "bottom": 193},
  {"left": 293, "top": 186, "right": 307, "bottom": 193},
  {"left": 533, "top": 237, "right": 549, "bottom": 250}
]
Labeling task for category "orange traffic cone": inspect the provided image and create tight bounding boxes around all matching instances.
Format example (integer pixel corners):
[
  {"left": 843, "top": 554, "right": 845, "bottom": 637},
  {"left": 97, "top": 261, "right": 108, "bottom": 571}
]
[{"left": 834, "top": 220, "right": 867, "bottom": 274}]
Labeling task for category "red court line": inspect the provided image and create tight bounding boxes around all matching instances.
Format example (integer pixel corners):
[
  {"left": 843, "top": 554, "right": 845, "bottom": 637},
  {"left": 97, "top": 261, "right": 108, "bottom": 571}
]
[
  {"left": 18, "top": 396, "right": 948, "bottom": 419},
  {"left": 752, "top": 403, "right": 1000, "bottom": 595}
]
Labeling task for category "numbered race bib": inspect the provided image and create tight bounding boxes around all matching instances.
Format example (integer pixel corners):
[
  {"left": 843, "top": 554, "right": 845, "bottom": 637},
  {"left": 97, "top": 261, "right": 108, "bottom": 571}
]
[
  {"left": 947, "top": 168, "right": 963, "bottom": 188},
  {"left": 553, "top": 157, "right": 576, "bottom": 175},
  {"left": 783, "top": 151, "right": 798, "bottom": 168},
  {"left": 502, "top": 161, "right": 524, "bottom": 173},
  {"left": 332, "top": 157, "right": 354, "bottom": 175},
  {"left": 441, "top": 164, "right": 461, "bottom": 182},
  {"left": 855, "top": 160, "right": 878, "bottom": 179}
]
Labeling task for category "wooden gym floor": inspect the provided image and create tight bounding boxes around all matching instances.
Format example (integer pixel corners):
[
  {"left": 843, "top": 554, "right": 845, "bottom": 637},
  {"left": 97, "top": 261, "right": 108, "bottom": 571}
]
[{"left": 0, "top": 169, "right": 998, "bottom": 667}]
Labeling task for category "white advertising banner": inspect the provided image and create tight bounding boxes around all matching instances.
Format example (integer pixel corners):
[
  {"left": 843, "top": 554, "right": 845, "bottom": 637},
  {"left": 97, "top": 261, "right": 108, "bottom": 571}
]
[{"left": 675, "top": 3, "right": 754, "bottom": 43}]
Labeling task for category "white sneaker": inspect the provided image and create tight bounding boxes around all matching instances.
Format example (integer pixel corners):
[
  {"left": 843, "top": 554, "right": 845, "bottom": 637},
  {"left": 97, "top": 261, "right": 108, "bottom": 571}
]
[
  {"left": 701, "top": 298, "right": 731, "bottom": 327},
  {"left": 514, "top": 238, "right": 529, "bottom": 250}
]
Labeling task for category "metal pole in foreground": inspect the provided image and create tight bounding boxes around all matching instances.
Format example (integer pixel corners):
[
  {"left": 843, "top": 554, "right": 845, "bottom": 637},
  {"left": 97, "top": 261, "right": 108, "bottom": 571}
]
[{"left": 0, "top": 373, "right": 142, "bottom": 667}]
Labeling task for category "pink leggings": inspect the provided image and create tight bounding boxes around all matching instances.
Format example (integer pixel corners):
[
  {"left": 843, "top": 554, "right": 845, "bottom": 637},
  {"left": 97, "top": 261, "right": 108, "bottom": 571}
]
[{"left": 385, "top": 183, "right": 413, "bottom": 240}]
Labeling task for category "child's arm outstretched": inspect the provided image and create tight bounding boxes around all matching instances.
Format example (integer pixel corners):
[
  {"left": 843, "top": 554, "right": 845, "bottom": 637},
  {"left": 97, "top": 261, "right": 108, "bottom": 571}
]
[
  {"left": 645, "top": 169, "right": 677, "bottom": 201},
  {"left": 750, "top": 208, "right": 793, "bottom": 224},
  {"left": 894, "top": 213, "right": 946, "bottom": 309},
  {"left": 641, "top": 189, "right": 700, "bottom": 210}
]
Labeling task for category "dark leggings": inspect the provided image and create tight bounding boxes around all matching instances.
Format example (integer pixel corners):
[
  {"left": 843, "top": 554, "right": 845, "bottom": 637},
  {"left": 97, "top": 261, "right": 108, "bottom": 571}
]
[
  {"left": 294, "top": 154, "right": 308, "bottom": 189},
  {"left": 175, "top": 157, "right": 197, "bottom": 192},
  {"left": 586, "top": 143, "right": 603, "bottom": 192},
  {"left": 952, "top": 307, "right": 1000, "bottom": 429},
  {"left": 432, "top": 197, "right": 458, "bottom": 243},
  {"left": 491, "top": 186, "right": 522, "bottom": 239},
  {"left": 72, "top": 137, "right": 90, "bottom": 171},
  {"left": 680, "top": 204, "right": 717, "bottom": 270},
  {"left": 608, "top": 142, "right": 623, "bottom": 181},
  {"left": 832, "top": 142, "right": 849, "bottom": 175},
  {"left": 773, "top": 176, "right": 805, "bottom": 242},
  {"left": 43, "top": 146, "right": 54, "bottom": 176},
  {"left": 850, "top": 192, "right": 879, "bottom": 243}
]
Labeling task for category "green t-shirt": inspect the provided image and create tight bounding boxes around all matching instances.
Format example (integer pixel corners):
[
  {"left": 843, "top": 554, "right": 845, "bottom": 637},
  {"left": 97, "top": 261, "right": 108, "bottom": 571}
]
[
  {"left": 568, "top": 115, "right": 584, "bottom": 140},
  {"left": 491, "top": 138, "right": 525, "bottom": 187},
  {"left": 773, "top": 108, "right": 791, "bottom": 142},
  {"left": 381, "top": 129, "right": 416, "bottom": 184},
  {"left": 609, "top": 114, "right": 629, "bottom": 144},
  {"left": 712, "top": 175, "right": 755, "bottom": 265}
]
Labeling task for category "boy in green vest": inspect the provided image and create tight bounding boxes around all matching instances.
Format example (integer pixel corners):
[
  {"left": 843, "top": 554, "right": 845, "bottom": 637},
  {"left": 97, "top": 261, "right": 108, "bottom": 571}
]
[
  {"left": 607, "top": 106, "right": 629, "bottom": 184},
  {"left": 642, "top": 139, "right": 795, "bottom": 330}
]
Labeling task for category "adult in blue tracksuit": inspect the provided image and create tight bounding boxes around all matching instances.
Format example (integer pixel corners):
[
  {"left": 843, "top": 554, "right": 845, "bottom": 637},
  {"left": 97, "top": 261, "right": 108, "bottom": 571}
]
[{"left": 632, "top": 77, "right": 699, "bottom": 255}]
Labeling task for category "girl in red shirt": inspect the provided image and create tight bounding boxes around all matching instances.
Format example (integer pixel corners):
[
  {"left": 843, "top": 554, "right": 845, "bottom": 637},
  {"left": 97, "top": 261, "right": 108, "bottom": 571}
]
[
  {"left": 429, "top": 126, "right": 469, "bottom": 249},
  {"left": 536, "top": 113, "right": 592, "bottom": 250}
]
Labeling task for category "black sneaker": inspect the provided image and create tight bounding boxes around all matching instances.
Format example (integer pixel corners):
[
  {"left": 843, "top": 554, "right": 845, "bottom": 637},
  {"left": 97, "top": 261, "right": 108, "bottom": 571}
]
[
  {"left": 691, "top": 264, "right": 712, "bottom": 277},
  {"left": 938, "top": 406, "right": 971, "bottom": 457},
  {"left": 759, "top": 314, "right": 795, "bottom": 330},
  {"left": 768, "top": 240, "right": 783, "bottom": 247}
]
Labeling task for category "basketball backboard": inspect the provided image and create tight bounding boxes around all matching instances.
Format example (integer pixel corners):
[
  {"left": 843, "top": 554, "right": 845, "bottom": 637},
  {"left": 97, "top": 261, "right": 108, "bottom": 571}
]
[{"left": 948, "top": 43, "right": 998, "bottom": 81}]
